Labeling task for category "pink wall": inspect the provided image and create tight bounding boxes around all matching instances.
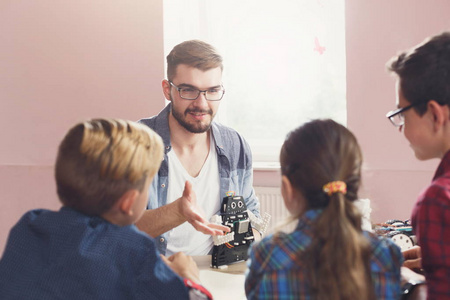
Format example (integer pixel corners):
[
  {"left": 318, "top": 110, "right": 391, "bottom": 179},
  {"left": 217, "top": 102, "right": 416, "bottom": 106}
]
[
  {"left": 0, "top": 1, "right": 165, "bottom": 254},
  {"left": 346, "top": 1, "right": 450, "bottom": 222},
  {"left": 1, "top": 0, "right": 450, "bottom": 255}
]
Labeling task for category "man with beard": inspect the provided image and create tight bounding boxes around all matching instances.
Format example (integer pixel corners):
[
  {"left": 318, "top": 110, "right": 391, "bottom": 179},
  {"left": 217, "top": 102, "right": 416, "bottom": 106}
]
[{"left": 137, "top": 40, "right": 261, "bottom": 256}]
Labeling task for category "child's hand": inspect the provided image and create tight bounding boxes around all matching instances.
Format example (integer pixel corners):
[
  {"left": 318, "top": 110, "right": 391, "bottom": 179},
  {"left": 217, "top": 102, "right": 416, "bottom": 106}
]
[
  {"left": 177, "top": 181, "right": 230, "bottom": 236},
  {"left": 401, "top": 266, "right": 425, "bottom": 285},
  {"left": 402, "top": 246, "right": 422, "bottom": 271},
  {"left": 160, "top": 252, "right": 200, "bottom": 283},
  {"left": 400, "top": 266, "right": 427, "bottom": 299}
]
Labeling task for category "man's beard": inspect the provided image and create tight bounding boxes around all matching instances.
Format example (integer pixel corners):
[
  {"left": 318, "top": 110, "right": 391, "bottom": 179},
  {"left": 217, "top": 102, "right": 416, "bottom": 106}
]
[{"left": 171, "top": 102, "right": 214, "bottom": 134}]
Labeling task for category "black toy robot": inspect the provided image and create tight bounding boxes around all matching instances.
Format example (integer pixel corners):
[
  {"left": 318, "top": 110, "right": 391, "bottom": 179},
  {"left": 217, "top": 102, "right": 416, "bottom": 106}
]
[{"left": 211, "top": 192, "right": 270, "bottom": 268}]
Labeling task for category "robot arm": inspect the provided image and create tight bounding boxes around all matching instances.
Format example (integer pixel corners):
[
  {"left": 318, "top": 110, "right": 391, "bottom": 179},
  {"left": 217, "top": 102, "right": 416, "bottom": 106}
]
[
  {"left": 210, "top": 215, "right": 235, "bottom": 246},
  {"left": 247, "top": 210, "right": 271, "bottom": 236}
]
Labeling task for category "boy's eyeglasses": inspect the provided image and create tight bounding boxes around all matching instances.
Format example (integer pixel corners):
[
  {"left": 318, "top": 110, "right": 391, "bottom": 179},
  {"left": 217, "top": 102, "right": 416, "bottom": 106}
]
[
  {"left": 169, "top": 81, "right": 225, "bottom": 101},
  {"left": 386, "top": 103, "right": 420, "bottom": 127}
]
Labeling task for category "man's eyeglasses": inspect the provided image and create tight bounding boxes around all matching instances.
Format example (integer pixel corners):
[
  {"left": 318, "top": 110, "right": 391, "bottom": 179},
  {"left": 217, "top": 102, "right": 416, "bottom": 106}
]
[
  {"left": 386, "top": 103, "right": 420, "bottom": 127},
  {"left": 169, "top": 81, "right": 225, "bottom": 101}
]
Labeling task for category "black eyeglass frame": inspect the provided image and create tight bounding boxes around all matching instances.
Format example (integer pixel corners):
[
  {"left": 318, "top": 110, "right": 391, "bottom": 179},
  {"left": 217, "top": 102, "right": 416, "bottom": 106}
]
[
  {"left": 169, "top": 81, "right": 225, "bottom": 101},
  {"left": 386, "top": 102, "right": 421, "bottom": 127}
]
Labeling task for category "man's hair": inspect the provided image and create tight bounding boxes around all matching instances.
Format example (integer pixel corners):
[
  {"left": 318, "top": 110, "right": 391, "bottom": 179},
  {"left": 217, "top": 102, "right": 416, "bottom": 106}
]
[
  {"left": 166, "top": 40, "right": 223, "bottom": 81},
  {"left": 55, "top": 119, "right": 163, "bottom": 216},
  {"left": 387, "top": 31, "right": 450, "bottom": 115}
]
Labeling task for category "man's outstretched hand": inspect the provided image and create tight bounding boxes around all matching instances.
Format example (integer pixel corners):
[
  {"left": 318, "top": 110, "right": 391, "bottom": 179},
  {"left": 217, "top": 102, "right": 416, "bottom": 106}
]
[{"left": 177, "top": 181, "right": 230, "bottom": 236}]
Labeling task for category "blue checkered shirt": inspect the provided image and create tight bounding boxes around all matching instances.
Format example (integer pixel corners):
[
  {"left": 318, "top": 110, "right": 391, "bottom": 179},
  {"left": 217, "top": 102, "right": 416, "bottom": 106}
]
[{"left": 245, "top": 209, "right": 403, "bottom": 299}]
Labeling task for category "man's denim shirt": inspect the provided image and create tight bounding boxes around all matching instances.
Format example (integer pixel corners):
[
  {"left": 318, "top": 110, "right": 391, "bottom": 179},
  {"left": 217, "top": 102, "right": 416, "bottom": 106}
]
[{"left": 138, "top": 104, "right": 260, "bottom": 255}]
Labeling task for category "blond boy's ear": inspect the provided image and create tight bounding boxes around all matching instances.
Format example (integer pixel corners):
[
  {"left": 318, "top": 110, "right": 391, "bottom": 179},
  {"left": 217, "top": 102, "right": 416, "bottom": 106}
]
[{"left": 117, "top": 190, "right": 140, "bottom": 216}]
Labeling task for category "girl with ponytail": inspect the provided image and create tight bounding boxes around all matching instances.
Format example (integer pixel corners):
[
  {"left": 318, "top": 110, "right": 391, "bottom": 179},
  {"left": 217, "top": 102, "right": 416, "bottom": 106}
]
[{"left": 245, "top": 119, "right": 403, "bottom": 299}]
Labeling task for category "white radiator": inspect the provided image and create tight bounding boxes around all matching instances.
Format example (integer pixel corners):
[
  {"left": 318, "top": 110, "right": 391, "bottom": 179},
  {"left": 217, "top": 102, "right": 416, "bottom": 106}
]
[
  {"left": 254, "top": 186, "right": 295, "bottom": 234},
  {"left": 254, "top": 187, "right": 372, "bottom": 234}
]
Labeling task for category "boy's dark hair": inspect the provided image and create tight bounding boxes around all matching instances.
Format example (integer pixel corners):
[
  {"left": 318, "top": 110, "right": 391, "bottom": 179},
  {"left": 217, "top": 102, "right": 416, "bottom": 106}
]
[
  {"left": 387, "top": 31, "right": 450, "bottom": 115},
  {"left": 55, "top": 119, "right": 163, "bottom": 216},
  {"left": 166, "top": 40, "right": 223, "bottom": 81}
]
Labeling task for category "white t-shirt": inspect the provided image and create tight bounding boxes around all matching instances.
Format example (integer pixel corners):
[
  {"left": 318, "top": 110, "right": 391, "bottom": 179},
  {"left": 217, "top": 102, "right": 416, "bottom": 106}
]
[{"left": 166, "top": 135, "right": 220, "bottom": 256}]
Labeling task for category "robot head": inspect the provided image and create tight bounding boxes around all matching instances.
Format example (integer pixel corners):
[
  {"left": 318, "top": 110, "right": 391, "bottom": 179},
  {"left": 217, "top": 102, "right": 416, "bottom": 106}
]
[{"left": 221, "top": 196, "right": 247, "bottom": 214}]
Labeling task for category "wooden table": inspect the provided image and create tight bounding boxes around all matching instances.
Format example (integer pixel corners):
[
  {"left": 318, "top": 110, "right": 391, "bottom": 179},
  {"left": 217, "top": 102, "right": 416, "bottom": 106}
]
[{"left": 192, "top": 255, "right": 247, "bottom": 300}]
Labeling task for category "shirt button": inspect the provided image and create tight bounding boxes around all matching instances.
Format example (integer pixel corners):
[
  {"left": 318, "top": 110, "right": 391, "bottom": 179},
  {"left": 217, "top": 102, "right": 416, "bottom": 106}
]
[
  {"left": 160, "top": 238, "right": 165, "bottom": 243},
  {"left": 161, "top": 184, "right": 165, "bottom": 188}
]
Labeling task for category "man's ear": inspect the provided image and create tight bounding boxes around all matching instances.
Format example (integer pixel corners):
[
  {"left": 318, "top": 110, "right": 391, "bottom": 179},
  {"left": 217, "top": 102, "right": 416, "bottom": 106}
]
[
  {"left": 162, "top": 79, "right": 172, "bottom": 101},
  {"left": 118, "top": 190, "right": 140, "bottom": 216},
  {"left": 428, "top": 100, "right": 449, "bottom": 131}
]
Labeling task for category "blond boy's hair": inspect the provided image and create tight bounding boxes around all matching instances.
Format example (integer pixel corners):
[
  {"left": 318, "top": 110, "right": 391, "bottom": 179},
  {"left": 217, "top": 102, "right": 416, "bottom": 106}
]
[{"left": 55, "top": 119, "right": 163, "bottom": 216}]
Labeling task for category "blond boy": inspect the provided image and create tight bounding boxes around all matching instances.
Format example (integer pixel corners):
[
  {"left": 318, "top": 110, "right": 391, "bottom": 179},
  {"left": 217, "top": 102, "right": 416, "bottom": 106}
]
[{"left": 0, "top": 119, "right": 210, "bottom": 299}]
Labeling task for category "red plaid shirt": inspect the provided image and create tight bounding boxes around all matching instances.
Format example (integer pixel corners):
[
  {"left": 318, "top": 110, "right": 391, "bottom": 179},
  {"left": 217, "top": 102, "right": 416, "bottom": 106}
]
[{"left": 412, "top": 151, "right": 450, "bottom": 299}]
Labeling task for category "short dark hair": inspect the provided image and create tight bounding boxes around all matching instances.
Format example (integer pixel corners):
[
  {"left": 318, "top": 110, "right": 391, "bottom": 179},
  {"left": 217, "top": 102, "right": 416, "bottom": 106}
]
[
  {"left": 387, "top": 31, "right": 450, "bottom": 115},
  {"left": 166, "top": 40, "right": 223, "bottom": 81},
  {"left": 55, "top": 119, "right": 163, "bottom": 216}
]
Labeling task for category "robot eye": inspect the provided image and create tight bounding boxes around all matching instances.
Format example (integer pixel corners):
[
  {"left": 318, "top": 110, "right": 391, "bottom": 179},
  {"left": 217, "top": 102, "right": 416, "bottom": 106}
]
[
  {"left": 231, "top": 202, "right": 237, "bottom": 209},
  {"left": 237, "top": 201, "right": 243, "bottom": 208}
]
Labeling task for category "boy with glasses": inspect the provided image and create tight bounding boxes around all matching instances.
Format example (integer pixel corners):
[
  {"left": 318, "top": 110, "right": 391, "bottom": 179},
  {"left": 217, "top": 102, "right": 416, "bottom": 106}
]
[
  {"left": 137, "top": 40, "right": 261, "bottom": 256},
  {"left": 386, "top": 31, "right": 450, "bottom": 299}
]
